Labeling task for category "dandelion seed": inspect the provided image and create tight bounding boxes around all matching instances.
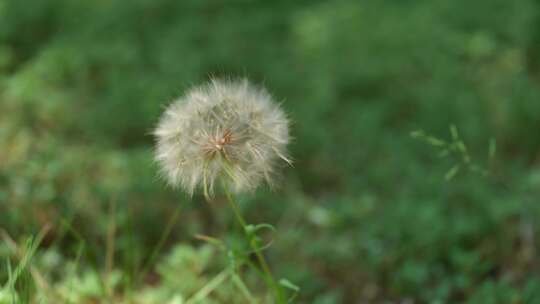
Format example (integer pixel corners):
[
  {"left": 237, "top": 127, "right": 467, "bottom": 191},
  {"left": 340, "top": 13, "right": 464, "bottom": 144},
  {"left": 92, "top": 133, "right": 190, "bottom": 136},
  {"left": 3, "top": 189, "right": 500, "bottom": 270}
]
[{"left": 154, "top": 78, "right": 291, "bottom": 197}]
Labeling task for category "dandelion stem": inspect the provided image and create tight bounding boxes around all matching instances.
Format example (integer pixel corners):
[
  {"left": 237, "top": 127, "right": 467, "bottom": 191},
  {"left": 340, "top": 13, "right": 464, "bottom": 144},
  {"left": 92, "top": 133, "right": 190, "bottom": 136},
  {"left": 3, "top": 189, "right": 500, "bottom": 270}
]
[{"left": 223, "top": 185, "right": 285, "bottom": 304}]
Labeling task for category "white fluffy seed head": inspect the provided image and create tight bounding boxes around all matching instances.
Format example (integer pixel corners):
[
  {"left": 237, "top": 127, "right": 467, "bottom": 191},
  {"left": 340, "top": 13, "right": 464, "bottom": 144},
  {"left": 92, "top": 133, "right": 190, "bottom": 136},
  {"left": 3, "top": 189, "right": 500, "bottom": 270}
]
[{"left": 154, "top": 78, "right": 291, "bottom": 197}]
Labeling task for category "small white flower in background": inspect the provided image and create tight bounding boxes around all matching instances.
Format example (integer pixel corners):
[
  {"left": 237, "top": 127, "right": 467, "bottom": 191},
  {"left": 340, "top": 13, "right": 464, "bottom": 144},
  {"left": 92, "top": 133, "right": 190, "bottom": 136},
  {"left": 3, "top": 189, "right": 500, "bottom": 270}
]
[{"left": 154, "top": 78, "right": 291, "bottom": 197}]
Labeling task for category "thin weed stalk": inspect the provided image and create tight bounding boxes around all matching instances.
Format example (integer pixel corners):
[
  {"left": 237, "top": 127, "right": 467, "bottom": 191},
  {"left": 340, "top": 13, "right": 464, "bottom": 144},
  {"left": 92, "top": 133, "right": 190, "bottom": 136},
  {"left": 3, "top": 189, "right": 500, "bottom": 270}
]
[{"left": 222, "top": 184, "right": 285, "bottom": 304}]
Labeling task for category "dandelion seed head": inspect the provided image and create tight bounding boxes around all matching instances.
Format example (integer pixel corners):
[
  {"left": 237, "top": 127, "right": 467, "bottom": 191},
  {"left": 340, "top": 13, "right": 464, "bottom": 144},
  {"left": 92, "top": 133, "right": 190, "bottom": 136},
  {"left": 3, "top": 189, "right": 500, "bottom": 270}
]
[{"left": 154, "top": 78, "right": 291, "bottom": 196}]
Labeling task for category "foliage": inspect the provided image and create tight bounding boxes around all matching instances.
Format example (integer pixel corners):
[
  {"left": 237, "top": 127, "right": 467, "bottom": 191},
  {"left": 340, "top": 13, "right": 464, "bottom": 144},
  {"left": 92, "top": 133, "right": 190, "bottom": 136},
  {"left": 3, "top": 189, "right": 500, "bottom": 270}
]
[{"left": 2, "top": 0, "right": 540, "bottom": 302}]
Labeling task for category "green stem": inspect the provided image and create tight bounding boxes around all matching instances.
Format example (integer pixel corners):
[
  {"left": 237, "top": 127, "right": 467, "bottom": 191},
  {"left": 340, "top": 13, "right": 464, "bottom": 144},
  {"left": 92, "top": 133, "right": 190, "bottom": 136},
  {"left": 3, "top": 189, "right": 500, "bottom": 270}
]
[
  {"left": 223, "top": 186, "right": 285, "bottom": 303},
  {"left": 185, "top": 269, "right": 229, "bottom": 304}
]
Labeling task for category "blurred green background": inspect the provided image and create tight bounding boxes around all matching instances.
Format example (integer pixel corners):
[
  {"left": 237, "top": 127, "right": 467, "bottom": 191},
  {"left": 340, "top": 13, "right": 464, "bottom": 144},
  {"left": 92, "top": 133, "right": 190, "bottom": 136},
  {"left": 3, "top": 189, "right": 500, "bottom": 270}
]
[{"left": 2, "top": 0, "right": 540, "bottom": 303}]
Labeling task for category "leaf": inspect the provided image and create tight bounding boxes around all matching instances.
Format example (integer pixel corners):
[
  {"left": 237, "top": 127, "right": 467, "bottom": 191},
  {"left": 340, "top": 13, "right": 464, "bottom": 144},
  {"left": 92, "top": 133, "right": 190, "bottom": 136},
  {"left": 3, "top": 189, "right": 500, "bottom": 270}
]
[
  {"left": 445, "top": 165, "right": 460, "bottom": 181},
  {"left": 426, "top": 136, "right": 446, "bottom": 147},
  {"left": 410, "top": 130, "right": 446, "bottom": 147},
  {"left": 244, "top": 223, "right": 276, "bottom": 235},
  {"left": 253, "top": 223, "right": 276, "bottom": 232},
  {"left": 244, "top": 224, "right": 256, "bottom": 235},
  {"left": 457, "top": 141, "right": 467, "bottom": 154},
  {"left": 279, "top": 278, "right": 300, "bottom": 292},
  {"left": 410, "top": 130, "right": 425, "bottom": 138}
]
